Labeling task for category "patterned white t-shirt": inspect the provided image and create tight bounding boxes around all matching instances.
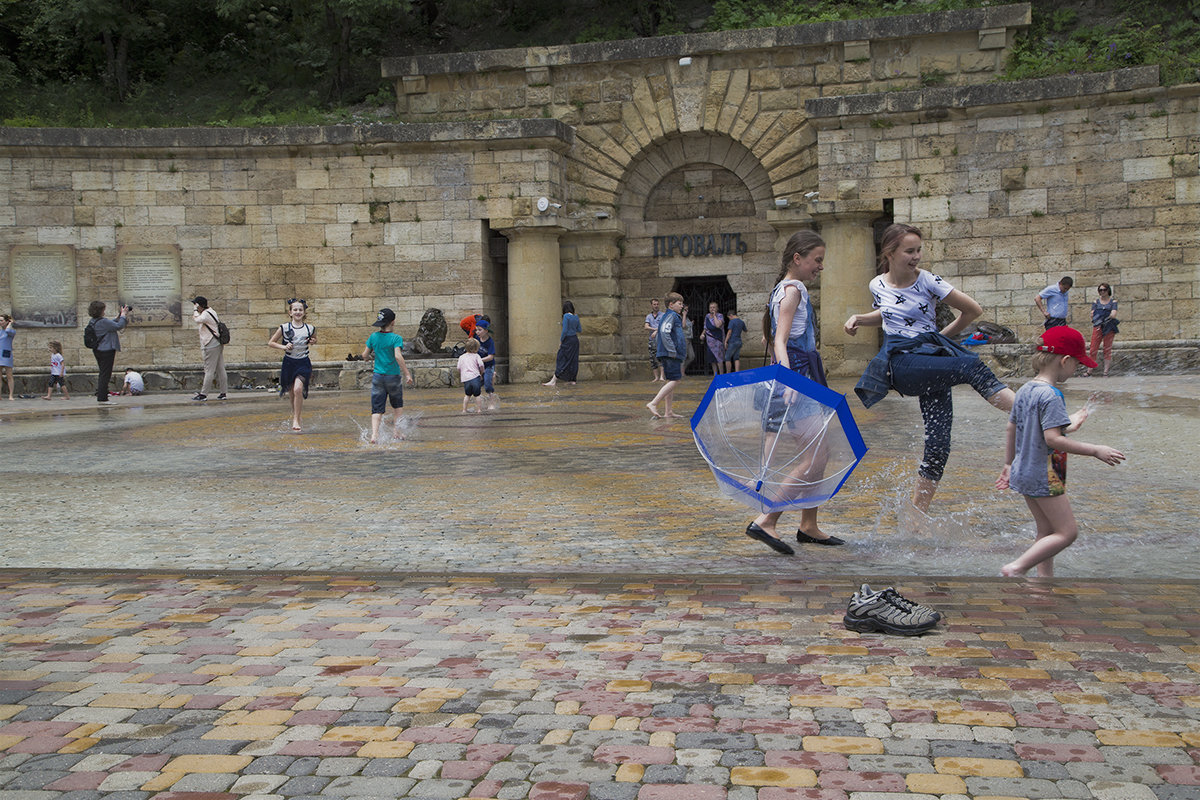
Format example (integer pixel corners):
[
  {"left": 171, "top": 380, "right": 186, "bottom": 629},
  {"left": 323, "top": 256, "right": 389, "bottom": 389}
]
[{"left": 870, "top": 270, "right": 954, "bottom": 338}]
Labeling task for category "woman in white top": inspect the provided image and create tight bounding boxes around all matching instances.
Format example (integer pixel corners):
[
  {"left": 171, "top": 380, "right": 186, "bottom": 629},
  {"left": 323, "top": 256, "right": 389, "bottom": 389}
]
[
  {"left": 845, "top": 224, "right": 1015, "bottom": 512},
  {"left": 743, "top": 230, "right": 843, "bottom": 556},
  {"left": 268, "top": 298, "right": 316, "bottom": 431}
]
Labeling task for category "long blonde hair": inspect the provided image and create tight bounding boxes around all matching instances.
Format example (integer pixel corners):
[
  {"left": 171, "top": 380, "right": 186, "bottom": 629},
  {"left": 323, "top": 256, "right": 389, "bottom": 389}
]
[
  {"left": 764, "top": 229, "right": 825, "bottom": 341},
  {"left": 877, "top": 223, "right": 922, "bottom": 274}
]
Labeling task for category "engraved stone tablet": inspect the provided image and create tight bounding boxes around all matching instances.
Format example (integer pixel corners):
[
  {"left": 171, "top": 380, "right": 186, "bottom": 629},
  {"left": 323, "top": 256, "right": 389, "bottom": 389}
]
[
  {"left": 117, "top": 244, "right": 182, "bottom": 326},
  {"left": 8, "top": 245, "right": 77, "bottom": 327}
]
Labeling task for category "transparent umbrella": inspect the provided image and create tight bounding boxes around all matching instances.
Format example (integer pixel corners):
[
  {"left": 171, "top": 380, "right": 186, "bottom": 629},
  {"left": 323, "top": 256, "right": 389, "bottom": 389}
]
[{"left": 690, "top": 364, "right": 868, "bottom": 512}]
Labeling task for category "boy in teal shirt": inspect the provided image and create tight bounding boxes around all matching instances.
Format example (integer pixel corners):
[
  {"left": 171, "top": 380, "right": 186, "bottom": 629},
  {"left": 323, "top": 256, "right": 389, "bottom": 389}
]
[{"left": 362, "top": 308, "right": 413, "bottom": 443}]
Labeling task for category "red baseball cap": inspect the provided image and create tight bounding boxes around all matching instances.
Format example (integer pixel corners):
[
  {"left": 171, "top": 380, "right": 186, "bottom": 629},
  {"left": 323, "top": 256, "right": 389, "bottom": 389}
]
[{"left": 1037, "top": 326, "right": 1097, "bottom": 369}]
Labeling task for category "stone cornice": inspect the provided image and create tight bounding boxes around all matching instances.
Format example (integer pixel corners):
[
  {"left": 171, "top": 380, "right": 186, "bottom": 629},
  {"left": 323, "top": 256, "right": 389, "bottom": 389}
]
[
  {"left": 382, "top": 3, "right": 1031, "bottom": 77},
  {"left": 0, "top": 119, "right": 574, "bottom": 156}
]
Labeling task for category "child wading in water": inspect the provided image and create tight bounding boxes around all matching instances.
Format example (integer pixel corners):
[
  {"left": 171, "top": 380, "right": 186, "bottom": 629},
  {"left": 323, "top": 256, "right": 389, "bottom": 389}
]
[
  {"left": 43, "top": 341, "right": 69, "bottom": 400},
  {"left": 457, "top": 338, "right": 486, "bottom": 414},
  {"left": 268, "top": 298, "right": 316, "bottom": 432},
  {"left": 996, "top": 326, "right": 1125, "bottom": 577}
]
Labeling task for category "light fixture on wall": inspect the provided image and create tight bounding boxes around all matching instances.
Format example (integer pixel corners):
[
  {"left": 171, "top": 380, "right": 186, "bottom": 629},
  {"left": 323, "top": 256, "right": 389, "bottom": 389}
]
[
  {"left": 536, "top": 197, "right": 562, "bottom": 213},
  {"left": 804, "top": 191, "right": 820, "bottom": 200},
  {"left": 679, "top": 57, "right": 693, "bottom": 66},
  {"left": 774, "top": 198, "right": 789, "bottom": 209}
]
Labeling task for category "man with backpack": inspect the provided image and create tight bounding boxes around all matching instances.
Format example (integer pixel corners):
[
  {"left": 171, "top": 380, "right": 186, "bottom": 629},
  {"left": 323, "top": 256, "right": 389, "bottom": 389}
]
[
  {"left": 85, "top": 300, "right": 130, "bottom": 403},
  {"left": 191, "top": 296, "right": 228, "bottom": 401}
]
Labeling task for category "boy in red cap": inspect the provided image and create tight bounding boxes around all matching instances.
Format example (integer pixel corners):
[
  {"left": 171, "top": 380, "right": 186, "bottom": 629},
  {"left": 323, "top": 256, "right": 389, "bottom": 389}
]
[{"left": 996, "top": 326, "right": 1125, "bottom": 576}]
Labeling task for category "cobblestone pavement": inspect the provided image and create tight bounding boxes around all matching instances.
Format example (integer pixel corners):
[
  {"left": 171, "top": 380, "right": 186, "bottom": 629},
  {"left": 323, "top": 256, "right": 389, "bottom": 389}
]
[{"left": 1, "top": 376, "right": 1198, "bottom": 798}]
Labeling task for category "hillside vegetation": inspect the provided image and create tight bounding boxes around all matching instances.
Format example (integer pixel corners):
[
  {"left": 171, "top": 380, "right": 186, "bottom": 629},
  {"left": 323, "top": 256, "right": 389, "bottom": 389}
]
[{"left": 0, "top": 0, "right": 1197, "bottom": 128}]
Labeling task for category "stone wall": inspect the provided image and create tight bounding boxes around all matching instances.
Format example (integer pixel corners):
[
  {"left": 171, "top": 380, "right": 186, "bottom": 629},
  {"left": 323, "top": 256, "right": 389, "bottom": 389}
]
[
  {"left": 806, "top": 66, "right": 1200, "bottom": 371},
  {"left": 0, "top": 122, "right": 570, "bottom": 373}
]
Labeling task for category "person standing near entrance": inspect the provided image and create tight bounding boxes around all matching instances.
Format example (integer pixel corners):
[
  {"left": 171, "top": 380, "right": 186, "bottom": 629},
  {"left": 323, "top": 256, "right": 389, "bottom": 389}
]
[
  {"left": 543, "top": 300, "right": 580, "bottom": 387},
  {"left": 704, "top": 301, "right": 726, "bottom": 375},
  {"left": 1036, "top": 276, "right": 1073, "bottom": 329},
  {"left": 87, "top": 301, "right": 130, "bottom": 403},
  {"left": 724, "top": 309, "right": 746, "bottom": 372},
  {"left": 191, "top": 296, "right": 227, "bottom": 401},
  {"left": 644, "top": 298, "right": 664, "bottom": 382},
  {"left": 646, "top": 292, "right": 686, "bottom": 419}
]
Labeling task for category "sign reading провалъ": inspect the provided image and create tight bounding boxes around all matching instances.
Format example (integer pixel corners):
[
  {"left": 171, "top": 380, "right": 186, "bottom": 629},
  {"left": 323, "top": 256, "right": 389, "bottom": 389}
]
[{"left": 653, "top": 233, "right": 747, "bottom": 258}]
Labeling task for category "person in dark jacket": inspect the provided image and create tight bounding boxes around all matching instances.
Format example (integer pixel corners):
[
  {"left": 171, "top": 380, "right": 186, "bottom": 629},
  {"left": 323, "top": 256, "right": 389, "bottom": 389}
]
[{"left": 88, "top": 300, "right": 130, "bottom": 403}]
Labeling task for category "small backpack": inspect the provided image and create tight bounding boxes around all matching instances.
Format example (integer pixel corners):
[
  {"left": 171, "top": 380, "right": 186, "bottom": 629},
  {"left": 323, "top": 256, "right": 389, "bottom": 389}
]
[
  {"left": 83, "top": 319, "right": 98, "bottom": 349},
  {"left": 203, "top": 312, "right": 231, "bottom": 345}
]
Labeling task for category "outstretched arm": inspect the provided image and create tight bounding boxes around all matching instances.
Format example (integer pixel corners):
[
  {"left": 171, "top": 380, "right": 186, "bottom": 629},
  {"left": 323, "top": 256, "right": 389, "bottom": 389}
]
[{"left": 843, "top": 309, "right": 882, "bottom": 336}]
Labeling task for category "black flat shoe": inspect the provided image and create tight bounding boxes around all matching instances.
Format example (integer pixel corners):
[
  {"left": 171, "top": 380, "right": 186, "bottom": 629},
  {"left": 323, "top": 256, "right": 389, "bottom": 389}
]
[
  {"left": 796, "top": 529, "right": 845, "bottom": 546},
  {"left": 745, "top": 523, "right": 795, "bottom": 555}
]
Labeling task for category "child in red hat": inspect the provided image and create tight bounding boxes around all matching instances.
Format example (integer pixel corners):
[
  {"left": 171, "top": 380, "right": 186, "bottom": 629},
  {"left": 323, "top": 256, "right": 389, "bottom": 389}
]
[{"left": 996, "top": 326, "right": 1125, "bottom": 577}]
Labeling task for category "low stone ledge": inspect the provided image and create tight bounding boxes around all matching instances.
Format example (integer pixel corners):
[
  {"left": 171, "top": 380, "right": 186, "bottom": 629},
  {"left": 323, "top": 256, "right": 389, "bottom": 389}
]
[
  {"left": 806, "top": 65, "right": 1162, "bottom": 120},
  {"left": 0, "top": 120, "right": 573, "bottom": 156},
  {"left": 974, "top": 339, "right": 1200, "bottom": 378}
]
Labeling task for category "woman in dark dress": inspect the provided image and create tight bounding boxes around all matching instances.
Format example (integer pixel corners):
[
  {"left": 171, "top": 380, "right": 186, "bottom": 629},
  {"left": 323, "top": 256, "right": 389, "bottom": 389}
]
[{"left": 543, "top": 300, "right": 581, "bottom": 386}]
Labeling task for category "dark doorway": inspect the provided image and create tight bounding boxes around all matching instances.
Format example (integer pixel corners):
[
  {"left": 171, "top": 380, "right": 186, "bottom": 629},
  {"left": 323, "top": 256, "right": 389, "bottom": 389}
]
[{"left": 673, "top": 276, "right": 736, "bottom": 375}]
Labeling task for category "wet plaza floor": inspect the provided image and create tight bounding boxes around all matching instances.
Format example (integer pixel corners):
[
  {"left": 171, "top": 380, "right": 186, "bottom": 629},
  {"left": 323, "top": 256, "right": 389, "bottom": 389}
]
[{"left": 1, "top": 375, "right": 1198, "bottom": 798}]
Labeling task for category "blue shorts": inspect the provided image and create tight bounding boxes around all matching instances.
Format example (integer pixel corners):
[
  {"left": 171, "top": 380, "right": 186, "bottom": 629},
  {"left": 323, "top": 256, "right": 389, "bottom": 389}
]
[
  {"left": 662, "top": 358, "right": 682, "bottom": 381},
  {"left": 483, "top": 365, "right": 495, "bottom": 394},
  {"left": 370, "top": 373, "right": 404, "bottom": 414},
  {"left": 463, "top": 376, "right": 483, "bottom": 396},
  {"left": 726, "top": 341, "right": 743, "bottom": 362},
  {"left": 48, "top": 375, "right": 64, "bottom": 388}
]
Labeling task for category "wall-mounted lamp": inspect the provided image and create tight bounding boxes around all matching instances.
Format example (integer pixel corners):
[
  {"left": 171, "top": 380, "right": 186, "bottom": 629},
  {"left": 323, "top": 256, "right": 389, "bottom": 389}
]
[
  {"left": 803, "top": 191, "right": 820, "bottom": 200},
  {"left": 536, "top": 197, "right": 562, "bottom": 213},
  {"left": 678, "top": 57, "right": 693, "bottom": 66},
  {"left": 595, "top": 210, "right": 610, "bottom": 219},
  {"left": 774, "top": 198, "right": 789, "bottom": 209}
]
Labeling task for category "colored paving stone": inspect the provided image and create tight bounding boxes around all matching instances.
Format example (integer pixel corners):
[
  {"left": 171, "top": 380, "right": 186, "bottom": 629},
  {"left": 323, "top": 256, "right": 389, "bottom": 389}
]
[{"left": 0, "top": 380, "right": 1198, "bottom": 797}]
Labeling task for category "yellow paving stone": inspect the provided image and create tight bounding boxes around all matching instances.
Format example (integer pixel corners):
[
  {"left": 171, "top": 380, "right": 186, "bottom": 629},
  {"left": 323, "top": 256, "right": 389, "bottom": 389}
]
[
  {"left": 866, "top": 664, "right": 912, "bottom": 676},
  {"left": 710, "top": 672, "right": 754, "bottom": 685},
  {"left": 806, "top": 645, "right": 869, "bottom": 656},
  {"left": 662, "top": 651, "right": 703, "bottom": 662},
  {"left": 163, "top": 754, "right": 253, "bottom": 773},
  {"left": 502, "top": 642, "right": 545, "bottom": 653},
  {"left": 0, "top": 734, "right": 23, "bottom": 750},
  {"left": 450, "top": 714, "right": 481, "bottom": 728},
  {"left": 1096, "top": 729, "right": 1185, "bottom": 747},
  {"left": 960, "top": 678, "right": 1010, "bottom": 691},
  {"left": 196, "top": 664, "right": 241, "bottom": 676},
  {"left": 934, "top": 757, "right": 1024, "bottom": 777},
  {"left": 514, "top": 618, "right": 570, "bottom": 627},
  {"left": 61, "top": 604, "right": 120, "bottom": 614},
  {"left": 58, "top": 737, "right": 98, "bottom": 753},
  {"left": 801, "top": 736, "right": 884, "bottom": 754},
  {"left": 203, "top": 725, "right": 287, "bottom": 740},
  {"left": 416, "top": 687, "right": 465, "bottom": 699},
  {"left": 1182, "top": 730, "right": 1200, "bottom": 746},
  {"left": 791, "top": 694, "right": 862, "bottom": 709},
  {"left": 69, "top": 723, "right": 105, "bottom": 738},
  {"left": 730, "top": 766, "right": 818, "bottom": 787},
  {"left": 391, "top": 698, "right": 445, "bottom": 713},
  {"left": 0, "top": 706, "right": 22, "bottom": 720},
  {"left": 938, "top": 710, "right": 1017, "bottom": 727},
  {"left": 1052, "top": 586, "right": 1106, "bottom": 595},
  {"left": 907, "top": 773, "right": 968, "bottom": 794},
  {"left": 615, "top": 763, "right": 644, "bottom": 782},
  {"left": 582, "top": 642, "right": 642, "bottom": 652},
  {"left": 821, "top": 673, "right": 890, "bottom": 687},
  {"left": 1094, "top": 670, "right": 1171, "bottom": 683},
  {"left": 493, "top": 679, "right": 539, "bottom": 691},
  {"left": 358, "top": 740, "right": 415, "bottom": 758},
  {"left": 339, "top": 675, "right": 408, "bottom": 687},
  {"left": 590, "top": 715, "right": 616, "bottom": 730},
  {"left": 161, "top": 613, "right": 220, "bottom": 623},
  {"left": 606, "top": 680, "right": 651, "bottom": 692},
  {"left": 927, "top": 646, "right": 993, "bottom": 659},
  {"left": 323, "top": 726, "right": 401, "bottom": 742},
  {"left": 330, "top": 622, "right": 390, "bottom": 632},
  {"left": 1052, "top": 692, "right": 1109, "bottom": 705},
  {"left": 89, "top": 693, "right": 169, "bottom": 709},
  {"left": 140, "top": 772, "right": 182, "bottom": 792},
  {"left": 94, "top": 653, "right": 139, "bottom": 663},
  {"left": 221, "top": 710, "right": 293, "bottom": 727},
  {"left": 614, "top": 716, "right": 641, "bottom": 730},
  {"left": 555, "top": 701, "right": 581, "bottom": 715},
  {"left": 978, "top": 666, "right": 1051, "bottom": 680},
  {"left": 217, "top": 696, "right": 252, "bottom": 711},
  {"left": 649, "top": 731, "right": 674, "bottom": 748},
  {"left": 41, "top": 682, "right": 92, "bottom": 693},
  {"left": 542, "top": 729, "right": 572, "bottom": 745}
]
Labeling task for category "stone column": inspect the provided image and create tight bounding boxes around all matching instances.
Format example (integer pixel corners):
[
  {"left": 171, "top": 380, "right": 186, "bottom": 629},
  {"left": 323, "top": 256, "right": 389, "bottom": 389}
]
[
  {"left": 812, "top": 211, "right": 878, "bottom": 377},
  {"left": 502, "top": 224, "right": 566, "bottom": 383}
]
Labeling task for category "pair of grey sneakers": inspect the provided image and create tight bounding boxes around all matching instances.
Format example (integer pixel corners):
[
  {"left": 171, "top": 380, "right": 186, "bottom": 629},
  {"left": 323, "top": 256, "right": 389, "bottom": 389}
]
[{"left": 843, "top": 583, "right": 942, "bottom": 636}]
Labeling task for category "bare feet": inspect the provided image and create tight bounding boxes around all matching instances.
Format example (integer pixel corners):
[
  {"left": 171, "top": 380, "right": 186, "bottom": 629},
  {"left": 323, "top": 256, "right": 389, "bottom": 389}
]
[
  {"left": 667, "top": 412, "right": 684, "bottom": 418},
  {"left": 1000, "top": 563, "right": 1024, "bottom": 577},
  {"left": 542, "top": 378, "right": 557, "bottom": 386},
  {"left": 646, "top": 401, "right": 661, "bottom": 419}
]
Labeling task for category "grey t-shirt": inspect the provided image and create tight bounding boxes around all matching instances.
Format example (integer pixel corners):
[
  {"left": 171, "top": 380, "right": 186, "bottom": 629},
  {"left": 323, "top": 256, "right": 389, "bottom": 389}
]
[{"left": 1009, "top": 380, "right": 1072, "bottom": 497}]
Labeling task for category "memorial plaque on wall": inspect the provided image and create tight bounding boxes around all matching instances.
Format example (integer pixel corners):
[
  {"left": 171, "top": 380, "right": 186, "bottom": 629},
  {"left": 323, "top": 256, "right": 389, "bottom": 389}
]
[
  {"left": 116, "top": 244, "right": 182, "bottom": 326},
  {"left": 8, "top": 245, "right": 77, "bottom": 327}
]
